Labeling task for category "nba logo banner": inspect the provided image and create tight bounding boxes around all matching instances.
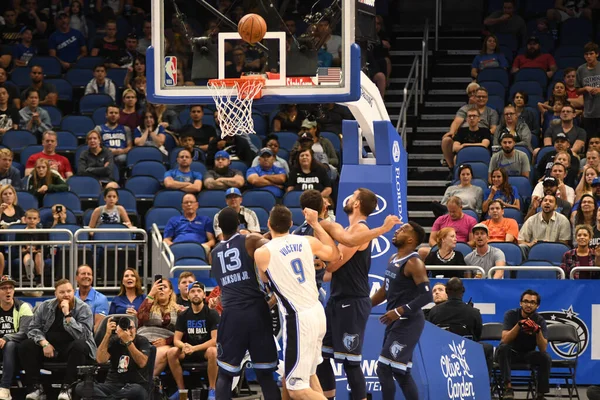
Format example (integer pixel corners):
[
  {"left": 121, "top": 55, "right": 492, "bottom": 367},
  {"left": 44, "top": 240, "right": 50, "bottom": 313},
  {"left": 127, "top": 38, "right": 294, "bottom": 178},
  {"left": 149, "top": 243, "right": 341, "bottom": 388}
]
[{"left": 165, "top": 56, "right": 177, "bottom": 86}]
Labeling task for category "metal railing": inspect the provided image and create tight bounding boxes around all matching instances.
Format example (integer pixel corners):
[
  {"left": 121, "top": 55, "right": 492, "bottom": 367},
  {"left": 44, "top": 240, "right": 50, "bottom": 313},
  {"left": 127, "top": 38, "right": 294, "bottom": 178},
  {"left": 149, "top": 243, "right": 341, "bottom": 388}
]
[
  {"left": 488, "top": 266, "right": 566, "bottom": 280},
  {"left": 569, "top": 267, "right": 600, "bottom": 279},
  {"left": 426, "top": 265, "right": 485, "bottom": 277},
  {"left": 435, "top": 0, "right": 442, "bottom": 51}
]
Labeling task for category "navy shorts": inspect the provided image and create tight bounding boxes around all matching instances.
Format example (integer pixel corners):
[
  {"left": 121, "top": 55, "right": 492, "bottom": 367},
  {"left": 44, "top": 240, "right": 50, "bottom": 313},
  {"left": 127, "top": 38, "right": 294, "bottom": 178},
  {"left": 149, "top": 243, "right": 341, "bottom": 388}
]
[
  {"left": 322, "top": 296, "right": 371, "bottom": 364},
  {"left": 217, "top": 301, "right": 278, "bottom": 376},
  {"left": 378, "top": 311, "right": 425, "bottom": 374}
]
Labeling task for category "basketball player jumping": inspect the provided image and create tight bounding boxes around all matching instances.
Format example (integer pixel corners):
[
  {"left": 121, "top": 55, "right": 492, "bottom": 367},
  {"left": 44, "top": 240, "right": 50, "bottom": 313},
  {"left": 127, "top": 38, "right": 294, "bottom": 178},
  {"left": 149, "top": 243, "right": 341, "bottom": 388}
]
[
  {"left": 255, "top": 205, "right": 340, "bottom": 400},
  {"left": 371, "top": 222, "right": 432, "bottom": 400},
  {"left": 211, "top": 208, "right": 281, "bottom": 400}
]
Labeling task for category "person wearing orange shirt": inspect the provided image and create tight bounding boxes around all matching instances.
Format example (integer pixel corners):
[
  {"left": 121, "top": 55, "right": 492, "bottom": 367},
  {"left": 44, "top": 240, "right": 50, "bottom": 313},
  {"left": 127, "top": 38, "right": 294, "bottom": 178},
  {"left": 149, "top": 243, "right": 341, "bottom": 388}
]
[{"left": 482, "top": 200, "right": 519, "bottom": 243}]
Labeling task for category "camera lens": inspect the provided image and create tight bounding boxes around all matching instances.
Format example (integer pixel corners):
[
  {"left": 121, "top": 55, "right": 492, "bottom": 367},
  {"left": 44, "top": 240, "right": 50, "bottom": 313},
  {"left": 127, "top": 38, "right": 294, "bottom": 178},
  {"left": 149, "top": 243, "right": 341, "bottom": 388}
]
[{"left": 118, "top": 317, "right": 130, "bottom": 330}]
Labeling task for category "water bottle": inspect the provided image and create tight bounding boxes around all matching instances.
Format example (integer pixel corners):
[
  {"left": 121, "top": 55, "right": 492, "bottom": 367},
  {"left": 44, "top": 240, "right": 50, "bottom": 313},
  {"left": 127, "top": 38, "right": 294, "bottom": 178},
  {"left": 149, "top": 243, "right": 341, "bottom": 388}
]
[{"left": 554, "top": 384, "right": 562, "bottom": 399}]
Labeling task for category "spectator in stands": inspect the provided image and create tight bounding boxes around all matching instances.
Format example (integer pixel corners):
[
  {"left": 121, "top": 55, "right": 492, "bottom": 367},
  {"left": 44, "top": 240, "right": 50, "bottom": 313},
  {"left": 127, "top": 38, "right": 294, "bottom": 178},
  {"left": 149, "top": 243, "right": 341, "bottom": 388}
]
[
  {"left": 48, "top": 11, "right": 87, "bottom": 70},
  {"left": 496, "top": 289, "right": 552, "bottom": 400},
  {"left": 168, "top": 281, "right": 219, "bottom": 400},
  {"left": 48, "top": 204, "right": 68, "bottom": 228},
  {"left": 287, "top": 148, "right": 332, "bottom": 196},
  {"left": 483, "top": 200, "right": 519, "bottom": 243},
  {"left": 272, "top": 104, "right": 303, "bottom": 132},
  {"left": 575, "top": 166, "right": 599, "bottom": 202},
  {"left": 213, "top": 188, "right": 260, "bottom": 241},
  {"left": 74, "top": 264, "right": 108, "bottom": 330},
  {"left": 519, "top": 194, "right": 572, "bottom": 254},
  {"left": 84, "top": 64, "right": 117, "bottom": 101},
  {"left": 483, "top": 0, "right": 526, "bottom": 46},
  {"left": 15, "top": 209, "right": 46, "bottom": 292},
  {"left": 576, "top": 42, "right": 600, "bottom": 140},
  {"left": 0, "top": 185, "right": 25, "bottom": 229},
  {"left": 563, "top": 67, "right": 584, "bottom": 110},
  {"left": 526, "top": 177, "right": 572, "bottom": 221},
  {"left": 137, "top": 278, "right": 179, "bottom": 377},
  {"left": 133, "top": 109, "right": 168, "bottom": 155},
  {"left": 75, "top": 314, "right": 151, "bottom": 400},
  {"left": 19, "top": 90, "right": 52, "bottom": 140},
  {"left": 179, "top": 133, "right": 204, "bottom": 162},
  {"left": 19, "top": 279, "right": 95, "bottom": 400},
  {"left": 314, "top": 103, "right": 353, "bottom": 136},
  {"left": 90, "top": 20, "right": 124, "bottom": 68},
  {"left": 203, "top": 151, "right": 245, "bottom": 190},
  {"left": 175, "top": 272, "right": 195, "bottom": 308},
  {"left": 164, "top": 149, "right": 203, "bottom": 193},
  {"left": 464, "top": 224, "right": 505, "bottom": 279},
  {"left": 366, "top": 15, "right": 392, "bottom": 96},
  {"left": 25, "top": 131, "right": 73, "bottom": 179},
  {"left": 88, "top": 187, "right": 133, "bottom": 229},
  {"left": 0, "top": 68, "right": 20, "bottom": 109},
  {"left": 118, "top": 33, "right": 141, "bottom": 69},
  {"left": 12, "top": 27, "right": 37, "bottom": 67},
  {"left": 547, "top": 0, "right": 593, "bottom": 22},
  {"left": 118, "top": 89, "right": 140, "bottom": 135},
  {"left": 542, "top": 105, "right": 586, "bottom": 154},
  {"left": 23, "top": 158, "right": 68, "bottom": 202},
  {"left": 424, "top": 227, "right": 466, "bottom": 278},
  {"left": 68, "top": 1, "right": 88, "bottom": 38},
  {"left": 109, "top": 268, "right": 146, "bottom": 314},
  {"left": 435, "top": 164, "right": 483, "bottom": 218},
  {"left": 580, "top": 145, "right": 600, "bottom": 171},
  {"left": 315, "top": 16, "right": 341, "bottom": 66},
  {"left": 95, "top": 104, "right": 133, "bottom": 168},
  {"left": 536, "top": 134, "right": 579, "bottom": 185},
  {"left": 178, "top": 105, "right": 217, "bottom": 152},
  {"left": 424, "top": 283, "right": 448, "bottom": 319},
  {"left": 533, "top": 162, "right": 575, "bottom": 205},
  {"left": 224, "top": 46, "right": 251, "bottom": 78},
  {"left": 138, "top": 21, "right": 152, "bottom": 54},
  {"left": 125, "top": 55, "right": 146, "bottom": 89},
  {"left": 538, "top": 81, "right": 568, "bottom": 114},
  {"left": 163, "top": 193, "right": 216, "bottom": 252},
  {"left": 322, "top": 195, "right": 336, "bottom": 222},
  {"left": 0, "top": 275, "right": 33, "bottom": 400},
  {"left": 132, "top": 76, "right": 146, "bottom": 111},
  {"left": 246, "top": 147, "right": 288, "bottom": 199},
  {"left": 572, "top": 195, "right": 597, "bottom": 243},
  {"left": 21, "top": 66, "right": 58, "bottom": 107},
  {"left": 507, "top": 91, "right": 540, "bottom": 137},
  {"left": 17, "top": 0, "right": 49, "bottom": 41},
  {"left": 442, "top": 88, "right": 498, "bottom": 170},
  {"left": 291, "top": 124, "right": 338, "bottom": 180},
  {"left": 0, "top": 149, "right": 22, "bottom": 190},
  {"left": 251, "top": 134, "right": 290, "bottom": 174},
  {"left": 493, "top": 105, "right": 533, "bottom": 151},
  {"left": 540, "top": 97, "right": 566, "bottom": 135},
  {"left": 511, "top": 36, "right": 557, "bottom": 79},
  {"left": 452, "top": 106, "right": 491, "bottom": 157},
  {"left": 483, "top": 168, "right": 520, "bottom": 213},
  {"left": 0, "top": 9, "right": 24, "bottom": 46},
  {"left": 471, "top": 34, "right": 509, "bottom": 79},
  {"left": 78, "top": 130, "right": 119, "bottom": 188}
]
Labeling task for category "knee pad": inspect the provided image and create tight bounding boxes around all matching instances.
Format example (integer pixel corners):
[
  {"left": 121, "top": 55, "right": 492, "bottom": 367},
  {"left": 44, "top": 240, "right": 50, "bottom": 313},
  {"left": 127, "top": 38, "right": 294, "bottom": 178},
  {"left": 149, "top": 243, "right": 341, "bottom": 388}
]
[{"left": 344, "top": 362, "right": 366, "bottom": 400}]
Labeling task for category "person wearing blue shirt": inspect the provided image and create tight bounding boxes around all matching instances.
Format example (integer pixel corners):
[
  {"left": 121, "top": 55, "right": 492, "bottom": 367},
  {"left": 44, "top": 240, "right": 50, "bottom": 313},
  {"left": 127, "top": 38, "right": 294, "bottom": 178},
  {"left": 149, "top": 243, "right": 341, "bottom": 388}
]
[
  {"left": 109, "top": 268, "right": 146, "bottom": 315},
  {"left": 246, "top": 147, "right": 287, "bottom": 198},
  {"left": 163, "top": 193, "right": 217, "bottom": 255},
  {"left": 48, "top": 11, "right": 87, "bottom": 69},
  {"left": 471, "top": 35, "right": 509, "bottom": 80},
  {"left": 74, "top": 264, "right": 109, "bottom": 330},
  {"left": 164, "top": 148, "right": 203, "bottom": 193},
  {"left": 94, "top": 105, "right": 133, "bottom": 167},
  {"left": 12, "top": 27, "right": 37, "bottom": 68}
]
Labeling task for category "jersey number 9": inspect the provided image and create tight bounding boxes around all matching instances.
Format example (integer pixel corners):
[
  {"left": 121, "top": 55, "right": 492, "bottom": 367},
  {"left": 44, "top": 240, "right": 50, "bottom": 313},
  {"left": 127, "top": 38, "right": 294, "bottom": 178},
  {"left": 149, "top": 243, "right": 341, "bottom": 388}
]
[{"left": 291, "top": 258, "right": 305, "bottom": 283}]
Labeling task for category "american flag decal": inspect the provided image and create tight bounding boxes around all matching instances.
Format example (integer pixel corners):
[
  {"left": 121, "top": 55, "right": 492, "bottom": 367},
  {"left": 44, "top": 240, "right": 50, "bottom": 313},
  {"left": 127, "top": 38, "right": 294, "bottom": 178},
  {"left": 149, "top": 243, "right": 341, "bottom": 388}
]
[{"left": 317, "top": 67, "right": 342, "bottom": 83}]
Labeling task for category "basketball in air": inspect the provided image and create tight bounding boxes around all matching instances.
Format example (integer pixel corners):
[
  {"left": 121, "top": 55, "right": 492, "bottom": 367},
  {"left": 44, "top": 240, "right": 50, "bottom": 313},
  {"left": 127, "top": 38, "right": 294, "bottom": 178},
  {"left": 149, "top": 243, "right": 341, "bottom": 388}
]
[{"left": 238, "top": 13, "right": 267, "bottom": 44}]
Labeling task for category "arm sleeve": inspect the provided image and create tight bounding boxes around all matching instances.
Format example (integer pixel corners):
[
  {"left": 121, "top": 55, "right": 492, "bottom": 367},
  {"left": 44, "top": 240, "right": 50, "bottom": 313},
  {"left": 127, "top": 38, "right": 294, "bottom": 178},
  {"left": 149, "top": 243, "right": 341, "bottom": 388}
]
[
  {"left": 27, "top": 305, "right": 47, "bottom": 343},
  {"left": 64, "top": 304, "right": 94, "bottom": 340}
]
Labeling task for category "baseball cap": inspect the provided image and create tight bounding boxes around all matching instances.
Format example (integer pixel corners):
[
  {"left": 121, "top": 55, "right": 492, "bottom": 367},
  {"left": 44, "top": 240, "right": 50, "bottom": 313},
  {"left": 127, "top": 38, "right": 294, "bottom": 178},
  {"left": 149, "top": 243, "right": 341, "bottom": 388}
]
[
  {"left": 554, "top": 132, "right": 568, "bottom": 142},
  {"left": 543, "top": 176, "right": 558, "bottom": 186},
  {"left": 299, "top": 132, "right": 313, "bottom": 141},
  {"left": 0, "top": 275, "right": 16, "bottom": 287},
  {"left": 259, "top": 147, "right": 274, "bottom": 157},
  {"left": 225, "top": 188, "right": 242, "bottom": 197},
  {"left": 56, "top": 10, "right": 68, "bottom": 18},
  {"left": 188, "top": 281, "right": 205, "bottom": 292},
  {"left": 527, "top": 36, "right": 540, "bottom": 44},
  {"left": 592, "top": 177, "right": 600, "bottom": 186},
  {"left": 215, "top": 150, "right": 230, "bottom": 160},
  {"left": 471, "top": 223, "right": 489, "bottom": 234},
  {"left": 301, "top": 119, "right": 317, "bottom": 129}
]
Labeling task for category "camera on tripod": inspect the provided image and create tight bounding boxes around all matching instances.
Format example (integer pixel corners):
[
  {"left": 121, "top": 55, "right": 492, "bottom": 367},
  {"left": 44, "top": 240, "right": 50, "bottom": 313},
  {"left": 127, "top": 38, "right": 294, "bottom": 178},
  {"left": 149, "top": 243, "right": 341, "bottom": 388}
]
[{"left": 77, "top": 365, "right": 100, "bottom": 400}]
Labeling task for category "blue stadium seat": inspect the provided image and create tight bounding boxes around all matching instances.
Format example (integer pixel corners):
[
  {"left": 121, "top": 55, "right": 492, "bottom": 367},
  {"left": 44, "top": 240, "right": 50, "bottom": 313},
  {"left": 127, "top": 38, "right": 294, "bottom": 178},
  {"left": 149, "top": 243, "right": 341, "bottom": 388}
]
[
  {"left": 46, "top": 79, "right": 73, "bottom": 101},
  {"left": 40, "top": 208, "right": 77, "bottom": 228},
  {"left": 61, "top": 115, "right": 95, "bottom": 138},
  {"left": 321, "top": 131, "right": 341, "bottom": 154},
  {"left": 480, "top": 81, "right": 506, "bottom": 100},
  {"left": 92, "top": 106, "right": 107, "bottom": 125},
  {"left": 528, "top": 242, "right": 571, "bottom": 265},
  {"left": 197, "top": 190, "right": 227, "bottom": 208},
  {"left": 75, "top": 57, "right": 105, "bottom": 69},
  {"left": 42, "top": 192, "right": 82, "bottom": 215},
  {"left": 164, "top": 133, "right": 177, "bottom": 153},
  {"left": 83, "top": 208, "right": 93, "bottom": 226},
  {"left": 454, "top": 162, "right": 488, "bottom": 181},
  {"left": 98, "top": 188, "right": 137, "bottom": 214},
  {"left": 202, "top": 114, "right": 216, "bottom": 127},
  {"left": 278, "top": 148, "right": 290, "bottom": 162},
  {"left": 67, "top": 176, "right": 102, "bottom": 200},
  {"left": 11, "top": 161, "right": 24, "bottom": 176},
  {"left": 178, "top": 108, "right": 191, "bottom": 126},
  {"left": 486, "top": 95, "right": 505, "bottom": 115},
  {"left": 283, "top": 191, "right": 303, "bottom": 207},
  {"left": 126, "top": 147, "right": 165, "bottom": 167},
  {"left": 535, "top": 146, "right": 555, "bottom": 166},
  {"left": 243, "top": 190, "right": 277, "bottom": 210},
  {"left": 19, "top": 145, "right": 43, "bottom": 166},
  {"left": 515, "top": 145, "right": 532, "bottom": 162},
  {"left": 527, "top": 94, "right": 544, "bottom": 108},
  {"left": 517, "top": 260, "right": 558, "bottom": 279},
  {"left": 65, "top": 68, "right": 94, "bottom": 88},
  {"left": 154, "top": 190, "right": 185, "bottom": 209},
  {"left": 131, "top": 161, "right": 166, "bottom": 182},
  {"left": 249, "top": 207, "right": 269, "bottom": 232},
  {"left": 477, "top": 68, "right": 509, "bottom": 88},
  {"left": 56, "top": 131, "right": 78, "bottom": 151},
  {"left": 275, "top": 132, "right": 299, "bottom": 151},
  {"left": 94, "top": 223, "right": 133, "bottom": 241},
  {"left": 190, "top": 162, "right": 207, "bottom": 176},
  {"left": 554, "top": 45, "right": 582, "bottom": 59},
  {"left": 499, "top": 46, "right": 514, "bottom": 64},
  {"left": 170, "top": 242, "right": 207, "bottom": 262},
  {"left": 503, "top": 208, "right": 524, "bottom": 225},
  {"left": 44, "top": 105, "right": 63, "bottom": 127},
  {"left": 514, "top": 68, "right": 548, "bottom": 91},
  {"left": 455, "top": 146, "right": 491, "bottom": 166},
  {"left": 107, "top": 69, "right": 128, "bottom": 88},
  {"left": 559, "top": 18, "right": 592, "bottom": 45},
  {"left": 171, "top": 259, "right": 212, "bottom": 281},
  {"left": 46, "top": 222, "right": 80, "bottom": 237},
  {"left": 507, "top": 176, "right": 532, "bottom": 204},
  {"left": 124, "top": 176, "right": 162, "bottom": 200},
  {"left": 252, "top": 114, "right": 268, "bottom": 136},
  {"left": 16, "top": 191, "right": 39, "bottom": 210},
  {"left": 524, "top": 0, "right": 554, "bottom": 17},
  {"left": 494, "top": 33, "right": 518, "bottom": 54},
  {"left": 9, "top": 67, "right": 32, "bottom": 88},
  {"left": 169, "top": 147, "right": 183, "bottom": 167},
  {"left": 490, "top": 242, "right": 522, "bottom": 266},
  {"left": 462, "top": 209, "right": 479, "bottom": 221},
  {"left": 144, "top": 207, "right": 181, "bottom": 232},
  {"left": 79, "top": 94, "right": 114, "bottom": 115},
  {"left": 455, "top": 242, "right": 473, "bottom": 257},
  {"left": 196, "top": 207, "right": 220, "bottom": 221},
  {"left": 2, "top": 130, "right": 37, "bottom": 152},
  {"left": 556, "top": 56, "right": 585, "bottom": 70},
  {"left": 248, "top": 133, "right": 262, "bottom": 150},
  {"left": 73, "top": 145, "right": 87, "bottom": 173},
  {"left": 509, "top": 82, "right": 543, "bottom": 99},
  {"left": 30, "top": 56, "right": 62, "bottom": 77},
  {"left": 289, "top": 207, "right": 305, "bottom": 226},
  {"left": 230, "top": 160, "right": 248, "bottom": 176}
]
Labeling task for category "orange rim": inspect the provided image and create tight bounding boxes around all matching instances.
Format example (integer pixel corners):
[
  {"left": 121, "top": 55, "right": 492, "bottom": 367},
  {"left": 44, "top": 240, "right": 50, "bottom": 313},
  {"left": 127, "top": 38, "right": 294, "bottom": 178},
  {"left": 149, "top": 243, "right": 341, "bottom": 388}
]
[{"left": 208, "top": 77, "right": 265, "bottom": 99}]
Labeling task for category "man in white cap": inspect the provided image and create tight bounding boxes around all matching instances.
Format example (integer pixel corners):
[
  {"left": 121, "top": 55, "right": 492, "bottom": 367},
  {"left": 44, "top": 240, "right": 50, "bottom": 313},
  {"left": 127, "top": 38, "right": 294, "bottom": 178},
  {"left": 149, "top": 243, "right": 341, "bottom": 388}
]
[
  {"left": 213, "top": 188, "right": 260, "bottom": 241},
  {"left": 464, "top": 223, "right": 506, "bottom": 279}
]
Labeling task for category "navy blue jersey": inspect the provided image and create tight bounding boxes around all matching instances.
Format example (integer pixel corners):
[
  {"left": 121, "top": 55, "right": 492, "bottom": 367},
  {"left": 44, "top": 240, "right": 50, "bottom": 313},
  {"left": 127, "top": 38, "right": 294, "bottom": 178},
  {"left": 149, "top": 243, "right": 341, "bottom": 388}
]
[
  {"left": 211, "top": 233, "right": 265, "bottom": 309},
  {"left": 330, "top": 220, "right": 371, "bottom": 298},
  {"left": 384, "top": 252, "right": 421, "bottom": 311},
  {"left": 293, "top": 220, "right": 325, "bottom": 285}
]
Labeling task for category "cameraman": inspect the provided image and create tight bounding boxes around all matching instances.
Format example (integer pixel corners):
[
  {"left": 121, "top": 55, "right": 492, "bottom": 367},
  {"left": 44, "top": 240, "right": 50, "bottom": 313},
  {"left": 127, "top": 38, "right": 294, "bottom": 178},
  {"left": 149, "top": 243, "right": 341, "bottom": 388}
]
[
  {"left": 75, "top": 316, "right": 151, "bottom": 400},
  {"left": 497, "top": 289, "right": 551, "bottom": 400},
  {"left": 50, "top": 204, "right": 67, "bottom": 227}
]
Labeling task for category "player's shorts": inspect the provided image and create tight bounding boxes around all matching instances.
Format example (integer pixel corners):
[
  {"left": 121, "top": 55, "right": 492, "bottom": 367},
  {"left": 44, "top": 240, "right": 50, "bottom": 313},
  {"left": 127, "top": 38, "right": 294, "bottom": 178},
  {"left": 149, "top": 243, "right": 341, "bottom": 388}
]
[
  {"left": 322, "top": 296, "right": 371, "bottom": 365},
  {"left": 284, "top": 302, "right": 326, "bottom": 391},
  {"left": 378, "top": 311, "right": 425, "bottom": 375},
  {"left": 217, "top": 300, "right": 278, "bottom": 376},
  {"left": 184, "top": 350, "right": 206, "bottom": 363}
]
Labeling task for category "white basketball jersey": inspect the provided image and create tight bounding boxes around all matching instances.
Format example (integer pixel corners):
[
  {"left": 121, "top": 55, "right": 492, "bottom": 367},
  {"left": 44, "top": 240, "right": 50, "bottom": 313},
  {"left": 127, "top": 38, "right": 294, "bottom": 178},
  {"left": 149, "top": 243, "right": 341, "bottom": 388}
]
[{"left": 265, "top": 235, "right": 319, "bottom": 314}]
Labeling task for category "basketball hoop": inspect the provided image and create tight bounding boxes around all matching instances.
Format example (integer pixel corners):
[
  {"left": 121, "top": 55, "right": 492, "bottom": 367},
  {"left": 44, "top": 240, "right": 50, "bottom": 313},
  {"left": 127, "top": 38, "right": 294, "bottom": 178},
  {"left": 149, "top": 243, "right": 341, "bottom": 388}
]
[{"left": 207, "top": 76, "right": 265, "bottom": 138}]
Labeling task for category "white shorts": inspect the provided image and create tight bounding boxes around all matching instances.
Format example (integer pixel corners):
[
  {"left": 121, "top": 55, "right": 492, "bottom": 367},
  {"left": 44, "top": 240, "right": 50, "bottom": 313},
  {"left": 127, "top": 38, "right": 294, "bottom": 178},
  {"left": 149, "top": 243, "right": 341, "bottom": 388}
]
[
  {"left": 557, "top": 9, "right": 583, "bottom": 21},
  {"left": 283, "top": 302, "right": 326, "bottom": 391}
]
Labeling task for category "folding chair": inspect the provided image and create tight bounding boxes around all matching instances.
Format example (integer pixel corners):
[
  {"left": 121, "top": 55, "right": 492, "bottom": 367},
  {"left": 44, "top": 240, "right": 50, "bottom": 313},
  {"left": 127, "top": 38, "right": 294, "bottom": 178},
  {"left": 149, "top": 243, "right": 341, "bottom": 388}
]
[{"left": 547, "top": 324, "right": 580, "bottom": 399}]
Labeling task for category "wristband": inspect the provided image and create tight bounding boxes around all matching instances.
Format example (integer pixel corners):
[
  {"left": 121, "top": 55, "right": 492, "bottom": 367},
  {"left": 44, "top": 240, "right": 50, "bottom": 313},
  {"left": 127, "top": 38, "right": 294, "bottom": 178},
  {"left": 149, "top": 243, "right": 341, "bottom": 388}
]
[
  {"left": 394, "top": 308, "right": 402, "bottom": 317},
  {"left": 42, "top": 343, "right": 49, "bottom": 348},
  {"left": 147, "top": 295, "right": 154, "bottom": 301},
  {"left": 124, "top": 340, "right": 133, "bottom": 347},
  {"left": 64, "top": 313, "right": 72, "bottom": 318}
]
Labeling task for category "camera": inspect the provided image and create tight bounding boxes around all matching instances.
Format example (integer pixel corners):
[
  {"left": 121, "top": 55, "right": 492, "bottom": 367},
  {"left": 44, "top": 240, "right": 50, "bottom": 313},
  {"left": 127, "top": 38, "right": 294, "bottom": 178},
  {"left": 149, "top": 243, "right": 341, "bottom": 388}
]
[
  {"left": 117, "top": 317, "right": 131, "bottom": 331},
  {"left": 78, "top": 365, "right": 100, "bottom": 400}
]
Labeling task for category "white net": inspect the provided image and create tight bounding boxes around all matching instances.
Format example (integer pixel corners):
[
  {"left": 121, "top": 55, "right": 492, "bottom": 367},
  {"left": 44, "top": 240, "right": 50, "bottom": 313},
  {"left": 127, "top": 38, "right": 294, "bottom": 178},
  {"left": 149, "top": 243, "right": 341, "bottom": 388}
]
[{"left": 208, "top": 78, "right": 265, "bottom": 138}]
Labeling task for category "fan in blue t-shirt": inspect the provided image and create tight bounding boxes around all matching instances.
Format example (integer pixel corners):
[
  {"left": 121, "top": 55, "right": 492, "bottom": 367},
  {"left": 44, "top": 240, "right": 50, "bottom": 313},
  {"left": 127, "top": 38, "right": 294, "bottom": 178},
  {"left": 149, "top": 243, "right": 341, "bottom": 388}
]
[{"left": 48, "top": 12, "right": 87, "bottom": 66}]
